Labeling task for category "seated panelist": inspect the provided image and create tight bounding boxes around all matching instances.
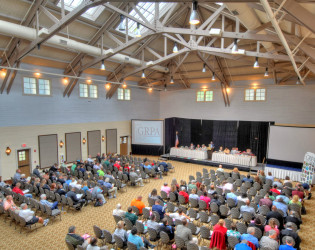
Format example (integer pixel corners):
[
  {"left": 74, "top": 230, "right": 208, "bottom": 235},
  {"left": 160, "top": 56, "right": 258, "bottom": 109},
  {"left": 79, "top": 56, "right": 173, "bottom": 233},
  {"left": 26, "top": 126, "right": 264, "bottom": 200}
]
[
  {"left": 189, "top": 143, "right": 195, "bottom": 150},
  {"left": 196, "top": 144, "right": 201, "bottom": 150},
  {"left": 218, "top": 146, "right": 224, "bottom": 152},
  {"left": 224, "top": 148, "right": 230, "bottom": 154}
]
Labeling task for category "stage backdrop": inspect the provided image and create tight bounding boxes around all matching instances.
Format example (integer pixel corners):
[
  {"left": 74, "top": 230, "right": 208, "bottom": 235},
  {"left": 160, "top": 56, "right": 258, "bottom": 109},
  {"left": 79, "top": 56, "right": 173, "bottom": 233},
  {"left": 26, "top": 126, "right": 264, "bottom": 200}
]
[{"left": 165, "top": 117, "right": 272, "bottom": 163}]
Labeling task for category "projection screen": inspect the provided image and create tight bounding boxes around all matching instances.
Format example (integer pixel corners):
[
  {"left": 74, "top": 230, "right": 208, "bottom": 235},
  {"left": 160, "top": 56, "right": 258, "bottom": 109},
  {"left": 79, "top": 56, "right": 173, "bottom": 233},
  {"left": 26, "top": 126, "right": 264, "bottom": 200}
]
[
  {"left": 132, "top": 120, "right": 164, "bottom": 145},
  {"left": 268, "top": 125, "right": 315, "bottom": 163}
]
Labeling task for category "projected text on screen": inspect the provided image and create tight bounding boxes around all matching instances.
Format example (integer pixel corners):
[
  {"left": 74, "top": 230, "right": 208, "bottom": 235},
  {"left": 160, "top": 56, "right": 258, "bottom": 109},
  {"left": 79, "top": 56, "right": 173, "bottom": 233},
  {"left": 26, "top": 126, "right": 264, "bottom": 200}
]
[{"left": 132, "top": 120, "right": 163, "bottom": 145}]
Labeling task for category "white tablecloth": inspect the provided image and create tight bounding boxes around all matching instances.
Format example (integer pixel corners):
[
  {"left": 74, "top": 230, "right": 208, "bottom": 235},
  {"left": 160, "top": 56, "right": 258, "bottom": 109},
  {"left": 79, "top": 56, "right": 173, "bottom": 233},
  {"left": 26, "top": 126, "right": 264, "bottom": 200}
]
[
  {"left": 265, "top": 166, "right": 301, "bottom": 182},
  {"left": 170, "top": 147, "right": 208, "bottom": 160},
  {"left": 212, "top": 152, "right": 257, "bottom": 167}
]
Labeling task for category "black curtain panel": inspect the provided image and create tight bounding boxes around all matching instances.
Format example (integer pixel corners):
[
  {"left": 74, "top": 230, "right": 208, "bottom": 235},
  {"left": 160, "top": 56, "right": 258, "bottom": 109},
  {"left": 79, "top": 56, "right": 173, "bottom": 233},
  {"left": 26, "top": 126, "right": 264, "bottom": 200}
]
[
  {"left": 201, "top": 120, "right": 213, "bottom": 146},
  {"left": 164, "top": 117, "right": 176, "bottom": 153},
  {"left": 237, "top": 121, "right": 252, "bottom": 151},
  {"left": 224, "top": 121, "right": 238, "bottom": 148},
  {"left": 175, "top": 118, "right": 191, "bottom": 147},
  {"left": 191, "top": 119, "right": 202, "bottom": 145},
  {"left": 250, "top": 122, "right": 269, "bottom": 163},
  {"left": 213, "top": 120, "right": 227, "bottom": 149}
]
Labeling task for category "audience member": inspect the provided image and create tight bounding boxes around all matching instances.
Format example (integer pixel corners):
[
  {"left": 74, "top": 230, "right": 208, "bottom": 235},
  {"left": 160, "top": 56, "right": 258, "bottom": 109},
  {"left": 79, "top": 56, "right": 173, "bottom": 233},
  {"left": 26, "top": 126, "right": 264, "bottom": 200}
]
[
  {"left": 40, "top": 194, "right": 59, "bottom": 209},
  {"left": 33, "top": 165, "right": 41, "bottom": 178},
  {"left": 279, "top": 237, "right": 295, "bottom": 250},
  {"left": 264, "top": 218, "right": 280, "bottom": 236},
  {"left": 240, "top": 200, "right": 255, "bottom": 217},
  {"left": 128, "top": 227, "right": 155, "bottom": 249},
  {"left": 113, "top": 221, "right": 128, "bottom": 246},
  {"left": 91, "top": 185, "right": 106, "bottom": 205},
  {"left": 131, "top": 196, "right": 145, "bottom": 214},
  {"left": 226, "top": 189, "right": 238, "bottom": 205},
  {"left": 113, "top": 204, "right": 125, "bottom": 217},
  {"left": 273, "top": 198, "right": 288, "bottom": 217},
  {"left": 188, "top": 180, "right": 197, "bottom": 190},
  {"left": 260, "top": 230, "right": 278, "bottom": 250},
  {"left": 152, "top": 199, "right": 165, "bottom": 219},
  {"left": 3, "top": 195, "right": 19, "bottom": 211},
  {"left": 240, "top": 227, "right": 259, "bottom": 249},
  {"left": 227, "top": 222, "right": 241, "bottom": 239},
  {"left": 161, "top": 183, "right": 171, "bottom": 197},
  {"left": 200, "top": 191, "right": 211, "bottom": 209},
  {"left": 129, "top": 168, "right": 144, "bottom": 187},
  {"left": 125, "top": 207, "right": 138, "bottom": 225},
  {"left": 65, "top": 225, "right": 89, "bottom": 248},
  {"left": 285, "top": 211, "right": 302, "bottom": 229},
  {"left": 266, "top": 172, "right": 274, "bottom": 182},
  {"left": 234, "top": 240, "right": 252, "bottom": 250},
  {"left": 104, "top": 178, "right": 117, "bottom": 198},
  {"left": 12, "top": 182, "right": 32, "bottom": 198},
  {"left": 146, "top": 214, "right": 160, "bottom": 232},
  {"left": 178, "top": 187, "right": 189, "bottom": 203},
  {"left": 280, "top": 222, "right": 301, "bottom": 250},
  {"left": 19, "top": 203, "right": 49, "bottom": 226},
  {"left": 259, "top": 194, "right": 273, "bottom": 208},
  {"left": 267, "top": 205, "right": 284, "bottom": 229},
  {"left": 242, "top": 174, "right": 253, "bottom": 184},
  {"left": 189, "top": 188, "right": 199, "bottom": 201},
  {"left": 249, "top": 218, "right": 264, "bottom": 234},
  {"left": 166, "top": 207, "right": 190, "bottom": 222},
  {"left": 149, "top": 189, "right": 163, "bottom": 201},
  {"left": 159, "top": 218, "right": 175, "bottom": 240},
  {"left": 67, "top": 187, "right": 86, "bottom": 209},
  {"left": 175, "top": 218, "right": 197, "bottom": 245}
]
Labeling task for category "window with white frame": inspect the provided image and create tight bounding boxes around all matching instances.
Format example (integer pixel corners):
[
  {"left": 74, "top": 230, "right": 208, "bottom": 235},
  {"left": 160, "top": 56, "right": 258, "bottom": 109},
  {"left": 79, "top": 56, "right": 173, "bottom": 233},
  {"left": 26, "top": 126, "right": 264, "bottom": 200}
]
[
  {"left": 57, "top": 0, "right": 105, "bottom": 21},
  {"left": 18, "top": 151, "right": 26, "bottom": 161},
  {"left": 79, "top": 83, "right": 98, "bottom": 98},
  {"left": 245, "top": 88, "right": 266, "bottom": 101},
  {"left": 116, "top": 2, "right": 175, "bottom": 37},
  {"left": 118, "top": 88, "right": 131, "bottom": 100},
  {"left": 23, "top": 77, "right": 51, "bottom": 96},
  {"left": 197, "top": 90, "right": 213, "bottom": 102}
]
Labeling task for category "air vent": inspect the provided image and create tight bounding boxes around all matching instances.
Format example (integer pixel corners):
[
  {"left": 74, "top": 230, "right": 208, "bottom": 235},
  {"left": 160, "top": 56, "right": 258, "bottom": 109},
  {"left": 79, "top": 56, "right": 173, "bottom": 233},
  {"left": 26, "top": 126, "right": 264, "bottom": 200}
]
[
  {"left": 59, "top": 39, "right": 68, "bottom": 45},
  {"left": 231, "top": 10, "right": 239, "bottom": 15}
]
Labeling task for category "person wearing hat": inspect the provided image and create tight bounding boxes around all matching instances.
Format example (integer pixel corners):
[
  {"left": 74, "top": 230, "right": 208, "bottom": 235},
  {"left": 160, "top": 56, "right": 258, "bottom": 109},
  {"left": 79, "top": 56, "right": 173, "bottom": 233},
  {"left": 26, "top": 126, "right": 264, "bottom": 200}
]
[{"left": 280, "top": 222, "right": 301, "bottom": 250}]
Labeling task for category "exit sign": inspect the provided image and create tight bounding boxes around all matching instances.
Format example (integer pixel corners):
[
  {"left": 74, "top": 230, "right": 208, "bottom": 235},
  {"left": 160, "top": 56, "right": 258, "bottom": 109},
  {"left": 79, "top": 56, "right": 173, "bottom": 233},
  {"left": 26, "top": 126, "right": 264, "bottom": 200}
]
[{"left": 21, "top": 144, "right": 27, "bottom": 147}]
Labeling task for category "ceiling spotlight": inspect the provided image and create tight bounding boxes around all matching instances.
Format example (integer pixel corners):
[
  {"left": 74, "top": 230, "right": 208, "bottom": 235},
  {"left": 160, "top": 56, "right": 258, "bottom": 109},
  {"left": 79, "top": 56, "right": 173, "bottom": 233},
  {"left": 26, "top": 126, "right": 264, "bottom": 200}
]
[
  {"left": 135, "top": 23, "right": 141, "bottom": 37},
  {"left": 118, "top": 14, "right": 126, "bottom": 31},
  {"left": 100, "top": 60, "right": 105, "bottom": 71},
  {"left": 105, "top": 83, "right": 110, "bottom": 89},
  {"left": 253, "top": 57, "right": 259, "bottom": 68},
  {"left": 34, "top": 72, "right": 41, "bottom": 77},
  {"left": 231, "top": 39, "right": 238, "bottom": 54},
  {"left": 202, "top": 63, "right": 206, "bottom": 73},
  {"left": 87, "top": 79, "right": 92, "bottom": 84},
  {"left": 122, "top": 82, "right": 127, "bottom": 88},
  {"left": 296, "top": 77, "right": 300, "bottom": 85},
  {"left": 148, "top": 87, "right": 152, "bottom": 91},
  {"left": 173, "top": 42, "right": 178, "bottom": 53},
  {"left": 141, "top": 70, "right": 145, "bottom": 78},
  {"left": 189, "top": 1, "right": 200, "bottom": 25},
  {"left": 1, "top": 70, "right": 6, "bottom": 77},
  {"left": 170, "top": 76, "right": 174, "bottom": 84},
  {"left": 212, "top": 72, "right": 215, "bottom": 81},
  {"left": 264, "top": 67, "right": 269, "bottom": 77},
  {"left": 63, "top": 77, "right": 69, "bottom": 84}
]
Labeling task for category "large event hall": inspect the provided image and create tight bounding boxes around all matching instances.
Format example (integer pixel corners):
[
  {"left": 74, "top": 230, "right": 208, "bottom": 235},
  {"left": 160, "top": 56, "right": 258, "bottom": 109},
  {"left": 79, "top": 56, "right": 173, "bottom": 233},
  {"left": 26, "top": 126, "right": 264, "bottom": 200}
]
[{"left": 0, "top": 0, "right": 315, "bottom": 249}]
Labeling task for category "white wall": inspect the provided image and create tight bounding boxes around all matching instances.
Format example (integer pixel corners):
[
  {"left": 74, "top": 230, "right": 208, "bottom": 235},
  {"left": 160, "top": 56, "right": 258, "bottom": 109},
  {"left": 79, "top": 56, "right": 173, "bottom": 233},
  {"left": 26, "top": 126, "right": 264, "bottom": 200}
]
[
  {"left": 0, "top": 64, "right": 160, "bottom": 179},
  {"left": 159, "top": 84, "right": 315, "bottom": 125}
]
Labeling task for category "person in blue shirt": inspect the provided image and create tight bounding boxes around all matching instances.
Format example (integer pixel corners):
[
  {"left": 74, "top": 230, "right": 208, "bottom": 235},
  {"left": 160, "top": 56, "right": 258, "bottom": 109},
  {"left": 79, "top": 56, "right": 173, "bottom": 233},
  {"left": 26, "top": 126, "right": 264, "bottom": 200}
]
[
  {"left": 235, "top": 240, "right": 252, "bottom": 250},
  {"left": 40, "top": 194, "right": 59, "bottom": 209},
  {"left": 143, "top": 161, "right": 152, "bottom": 170},
  {"left": 279, "top": 237, "right": 296, "bottom": 250},
  {"left": 159, "top": 162, "right": 169, "bottom": 172},
  {"left": 276, "top": 195, "right": 290, "bottom": 204},
  {"left": 81, "top": 181, "right": 90, "bottom": 194},
  {"left": 240, "top": 227, "right": 259, "bottom": 249},
  {"left": 266, "top": 172, "right": 274, "bottom": 182},
  {"left": 242, "top": 174, "right": 253, "bottom": 183},
  {"left": 65, "top": 176, "right": 72, "bottom": 186},
  {"left": 152, "top": 199, "right": 165, "bottom": 219},
  {"left": 226, "top": 189, "right": 238, "bottom": 205},
  {"left": 97, "top": 176, "right": 105, "bottom": 186},
  {"left": 128, "top": 227, "right": 155, "bottom": 250},
  {"left": 273, "top": 198, "right": 288, "bottom": 217}
]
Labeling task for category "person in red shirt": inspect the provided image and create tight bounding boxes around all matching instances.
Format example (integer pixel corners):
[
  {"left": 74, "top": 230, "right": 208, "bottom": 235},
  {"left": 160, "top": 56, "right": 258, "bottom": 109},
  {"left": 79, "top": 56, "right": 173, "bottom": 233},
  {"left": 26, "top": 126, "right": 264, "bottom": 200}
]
[
  {"left": 213, "top": 219, "right": 228, "bottom": 235},
  {"left": 270, "top": 184, "right": 281, "bottom": 195},
  {"left": 292, "top": 187, "right": 304, "bottom": 200},
  {"left": 12, "top": 182, "right": 33, "bottom": 198},
  {"left": 178, "top": 187, "right": 189, "bottom": 203},
  {"left": 113, "top": 161, "right": 121, "bottom": 171},
  {"left": 124, "top": 163, "right": 130, "bottom": 173}
]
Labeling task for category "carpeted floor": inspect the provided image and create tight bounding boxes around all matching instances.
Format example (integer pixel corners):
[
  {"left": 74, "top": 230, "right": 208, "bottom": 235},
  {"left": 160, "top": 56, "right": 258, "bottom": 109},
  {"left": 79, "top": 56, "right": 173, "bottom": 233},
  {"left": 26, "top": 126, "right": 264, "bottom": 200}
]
[{"left": 0, "top": 156, "right": 313, "bottom": 250}]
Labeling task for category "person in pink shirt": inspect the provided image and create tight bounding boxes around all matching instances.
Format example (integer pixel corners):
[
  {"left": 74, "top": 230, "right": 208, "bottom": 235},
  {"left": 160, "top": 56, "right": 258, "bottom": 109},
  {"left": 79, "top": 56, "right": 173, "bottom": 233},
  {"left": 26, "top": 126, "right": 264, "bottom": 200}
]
[
  {"left": 264, "top": 218, "right": 280, "bottom": 237},
  {"left": 161, "top": 183, "right": 171, "bottom": 197},
  {"left": 200, "top": 191, "right": 211, "bottom": 209},
  {"left": 3, "top": 195, "right": 19, "bottom": 211}
]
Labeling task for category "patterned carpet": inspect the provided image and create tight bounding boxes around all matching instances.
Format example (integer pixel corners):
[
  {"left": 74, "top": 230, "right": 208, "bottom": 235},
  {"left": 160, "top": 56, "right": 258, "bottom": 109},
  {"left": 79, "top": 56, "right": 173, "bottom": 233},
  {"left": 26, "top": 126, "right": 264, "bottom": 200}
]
[{"left": 0, "top": 156, "right": 313, "bottom": 250}]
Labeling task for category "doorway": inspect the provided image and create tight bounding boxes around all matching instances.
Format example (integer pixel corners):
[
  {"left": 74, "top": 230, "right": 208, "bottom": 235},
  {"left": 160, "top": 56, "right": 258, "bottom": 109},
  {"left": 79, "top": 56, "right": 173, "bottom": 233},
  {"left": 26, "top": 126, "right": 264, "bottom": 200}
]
[
  {"left": 17, "top": 149, "right": 31, "bottom": 177},
  {"left": 120, "top": 136, "right": 128, "bottom": 156}
]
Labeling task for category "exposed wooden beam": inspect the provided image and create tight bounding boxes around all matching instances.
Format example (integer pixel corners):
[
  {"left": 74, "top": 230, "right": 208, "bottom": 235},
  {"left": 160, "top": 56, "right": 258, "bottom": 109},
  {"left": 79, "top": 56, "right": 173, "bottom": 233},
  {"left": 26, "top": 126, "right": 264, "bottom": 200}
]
[{"left": 6, "top": 61, "right": 20, "bottom": 94}]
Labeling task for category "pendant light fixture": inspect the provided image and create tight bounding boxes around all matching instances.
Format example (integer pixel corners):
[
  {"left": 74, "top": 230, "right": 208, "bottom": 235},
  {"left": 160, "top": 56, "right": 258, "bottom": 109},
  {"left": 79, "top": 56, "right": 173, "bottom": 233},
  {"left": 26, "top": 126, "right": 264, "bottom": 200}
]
[
  {"left": 202, "top": 63, "right": 206, "bottom": 73},
  {"left": 170, "top": 76, "right": 174, "bottom": 84},
  {"left": 212, "top": 72, "right": 215, "bottom": 81},
  {"left": 173, "top": 42, "right": 178, "bottom": 53},
  {"left": 100, "top": 60, "right": 105, "bottom": 70},
  {"left": 231, "top": 39, "right": 238, "bottom": 54},
  {"left": 189, "top": 1, "right": 200, "bottom": 25},
  {"left": 264, "top": 67, "right": 269, "bottom": 77},
  {"left": 141, "top": 70, "right": 145, "bottom": 78},
  {"left": 118, "top": 14, "right": 126, "bottom": 31},
  {"left": 135, "top": 23, "right": 141, "bottom": 37},
  {"left": 253, "top": 57, "right": 259, "bottom": 68}
]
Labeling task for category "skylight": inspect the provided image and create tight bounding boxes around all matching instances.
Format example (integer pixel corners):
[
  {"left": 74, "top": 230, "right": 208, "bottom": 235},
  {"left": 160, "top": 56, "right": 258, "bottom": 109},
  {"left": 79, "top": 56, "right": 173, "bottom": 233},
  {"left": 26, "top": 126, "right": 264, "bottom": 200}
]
[
  {"left": 116, "top": 2, "right": 175, "bottom": 37},
  {"left": 57, "top": 0, "right": 105, "bottom": 21}
]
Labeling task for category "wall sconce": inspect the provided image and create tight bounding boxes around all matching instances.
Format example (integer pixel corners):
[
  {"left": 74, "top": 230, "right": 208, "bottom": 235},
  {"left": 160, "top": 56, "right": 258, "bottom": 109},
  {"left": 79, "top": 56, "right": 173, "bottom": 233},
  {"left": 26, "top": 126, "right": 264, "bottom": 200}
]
[
  {"left": 82, "top": 138, "right": 86, "bottom": 144},
  {"left": 102, "top": 136, "right": 105, "bottom": 141},
  {"left": 59, "top": 140, "right": 64, "bottom": 148},
  {"left": 5, "top": 147, "right": 11, "bottom": 155}
]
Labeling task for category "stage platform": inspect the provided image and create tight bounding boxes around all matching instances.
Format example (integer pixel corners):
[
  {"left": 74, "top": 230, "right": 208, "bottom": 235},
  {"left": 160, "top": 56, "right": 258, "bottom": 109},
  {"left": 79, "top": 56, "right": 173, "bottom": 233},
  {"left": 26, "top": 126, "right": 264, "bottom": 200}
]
[{"left": 160, "top": 154, "right": 263, "bottom": 173}]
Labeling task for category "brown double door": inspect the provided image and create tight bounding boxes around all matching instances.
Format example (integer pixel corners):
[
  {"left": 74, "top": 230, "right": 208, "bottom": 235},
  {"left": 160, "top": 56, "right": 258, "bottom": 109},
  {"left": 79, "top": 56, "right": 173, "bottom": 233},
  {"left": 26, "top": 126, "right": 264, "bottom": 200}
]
[
  {"left": 17, "top": 149, "right": 31, "bottom": 177},
  {"left": 120, "top": 136, "right": 128, "bottom": 156}
]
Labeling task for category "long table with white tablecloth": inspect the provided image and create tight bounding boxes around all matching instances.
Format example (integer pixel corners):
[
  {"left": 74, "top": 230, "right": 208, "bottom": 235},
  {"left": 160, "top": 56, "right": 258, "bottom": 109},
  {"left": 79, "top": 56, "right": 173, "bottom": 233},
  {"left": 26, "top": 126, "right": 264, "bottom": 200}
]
[
  {"left": 212, "top": 152, "right": 257, "bottom": 167},
  {"left": 170, "top": 147, "right": 208, "bottom": 160},
  {"left": 265, "top": 166, "right": 301, "bottom": 182}
]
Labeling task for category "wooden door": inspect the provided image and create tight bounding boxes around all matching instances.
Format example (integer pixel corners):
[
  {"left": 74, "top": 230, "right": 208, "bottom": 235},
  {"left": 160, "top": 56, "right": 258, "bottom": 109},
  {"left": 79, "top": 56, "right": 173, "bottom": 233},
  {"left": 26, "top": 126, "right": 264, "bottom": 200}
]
[
  {"left": 120, "top": 136, "right": 128, "bottom": 156},
  {"left": 17, "top": 149, "right": 30, "bottom": 177}
]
